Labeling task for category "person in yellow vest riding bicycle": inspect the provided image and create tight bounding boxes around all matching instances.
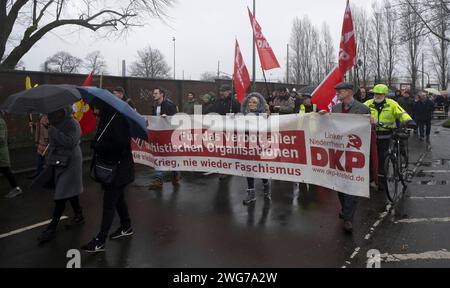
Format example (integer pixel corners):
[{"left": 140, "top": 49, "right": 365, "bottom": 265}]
[
  {"left": 364, "top": 84, "right": 416, "bottom": 188},
  {"left": 299, "top": 96, "right": 318, "bottom": 114}
]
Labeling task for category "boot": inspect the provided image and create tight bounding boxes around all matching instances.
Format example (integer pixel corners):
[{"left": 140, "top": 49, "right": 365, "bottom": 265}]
[
  {"left": 172, "top": 174, "right": 181, "bottom": 185},
  {"left": 263, "top": 182, "right": 271, "bottom": 201},
  {"left": 65, "top": 209, "right": 85, "bottom": 230},
  {"left": 38, "top": 227, "right": 56, "bottom": 244},
  {"left": 148, "top": 179, "right": 163, "bottom": 190},
  {"left": 243, "top": 189, "right": 256, "bottom": 206}
]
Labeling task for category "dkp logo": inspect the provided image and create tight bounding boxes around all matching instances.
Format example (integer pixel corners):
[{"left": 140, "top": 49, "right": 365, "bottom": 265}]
[
  {"left": 66, "top": 249, "right": 81, "bottom": 268},
  {"left": 366, "top": 249, "right": 381, "bottom": 268}
]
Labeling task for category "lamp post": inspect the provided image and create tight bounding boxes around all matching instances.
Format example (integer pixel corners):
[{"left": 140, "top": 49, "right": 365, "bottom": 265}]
[{"left": 172, "top": 37, "right": 176, "bottom": 80}]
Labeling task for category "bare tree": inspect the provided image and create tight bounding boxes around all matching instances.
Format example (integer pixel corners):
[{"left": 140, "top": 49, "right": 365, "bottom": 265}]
[
  {"left": 0, "top": 0, "right": 174, "bottom": 70},
  {"left": 352, "top": 5, "right": 373, "bottom": 88},
  {"left": 84, "top": 51, "right": 108, "bottom": 75},
  {"left": 320, "top": 23, "right": 336, "bottom": 76},
  {"left": 289, "top": 16, "right": 322, "bottom": 85},
  {"left": 371, "top": 2, "right": 384, "bottom": 84},
  {"left": 41, "top": 51, "right": 83, "bottom": 73},
  {"left": 403, "top": 0, "right": 450, "bottom": 42},
  {"left": 382, "top": 0, "right": 400, "bottom": 87},
  {"left": 200, "top": 71, "right": 217, "bottom": 82},
  {"left": 426, "top": 4, "right": 449, "bottom": 90},
  {"left": 399, "top": 0, "right": 425, "bottom": 96},
  {"left": 129, "top": 46, "right": 171, "bottom": 79}
]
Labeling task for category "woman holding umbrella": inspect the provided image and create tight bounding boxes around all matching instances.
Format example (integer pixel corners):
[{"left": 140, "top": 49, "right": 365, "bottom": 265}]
[
  {"left": 79, "top": 89, "right": 137, "bottom": 253},
  {"left": 37, "top": 106, "right": 84, "bottom": 243}
]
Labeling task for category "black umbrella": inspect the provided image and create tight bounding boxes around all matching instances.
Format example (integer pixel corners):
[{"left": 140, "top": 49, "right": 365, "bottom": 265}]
[{"left": 0, "top": 84, "right": 81, "bottom": 114}]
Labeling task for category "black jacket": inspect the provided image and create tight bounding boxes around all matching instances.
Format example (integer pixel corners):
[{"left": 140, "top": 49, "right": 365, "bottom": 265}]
[
  {"left": 152, "top": 99, "right": 178, "bottom": 116},
  {"left": 413, "top": 99, "right": 434, "bottom": 121},
  {"left": 397, "top": 96, "right": 415, "bottom": 117},
  {"left": 92, "top": 107, "right": 134, "bottom": 187},
  {"left": 206, "top": 97, "right": 241, "bottom": 115}
]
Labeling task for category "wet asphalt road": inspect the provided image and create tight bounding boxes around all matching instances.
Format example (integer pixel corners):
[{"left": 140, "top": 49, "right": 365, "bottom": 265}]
[{"left": 0, "top": 120, "right": 448, "bottom": 268}]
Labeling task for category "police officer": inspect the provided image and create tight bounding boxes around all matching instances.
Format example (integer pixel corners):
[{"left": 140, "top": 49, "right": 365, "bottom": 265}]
[{"left": 364, "top": 84, "right": 416, "bottom": 187}]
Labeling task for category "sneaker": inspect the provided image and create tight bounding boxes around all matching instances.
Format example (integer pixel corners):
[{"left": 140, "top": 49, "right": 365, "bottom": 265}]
[
  {"left": 343, "top": 221, "right": 353, "bottom": 233},
  {"left": 148, "top": 179, "right": 163, "bottom": 190},
  {"left": 5, "top": 187, "right": 23, "bottom": 198},
  {"left": 109, "top": 226, "right": 134, "bottom": 240},
  {"left": 243, "top": 189, "right": 256, "bottom": 206},
  {"left": 38, "top": 228, "right": 56, "bottom": 244},
  {"left": 81, "top": 238, "right": 105, "bottom": 253}
]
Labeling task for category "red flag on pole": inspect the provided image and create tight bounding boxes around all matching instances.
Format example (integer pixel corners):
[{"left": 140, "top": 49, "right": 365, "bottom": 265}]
[
  {"left": 82, "top": 72, "right": 94, "bottom": 86},
  {"left": 247, "top": 7, "right": 280, "bottom": 71},
  {"left": 312, "top": 0, "right": 356, "bottom": 111},
  {"left": 75, "top": 72, "right": 97, "bottom": 135},
  {"left": 234, "top": 40, "right": 251, "bottom": 103},
  {"left": 311, "top": 66, "right": 344, "bottom": 111},
  {"left": 339, "top": 0, "right": 356, "bottom": 74}
]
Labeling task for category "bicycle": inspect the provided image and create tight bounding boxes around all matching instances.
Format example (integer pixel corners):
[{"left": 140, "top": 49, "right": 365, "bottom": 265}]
[{"left": 379, "top": 125, "right": 413, "bottom": 203}]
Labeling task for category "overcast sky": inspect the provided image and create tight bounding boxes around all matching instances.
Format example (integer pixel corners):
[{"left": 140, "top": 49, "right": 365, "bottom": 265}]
[{"left": 20, "top": 0, "right": 376, "bottom": 81}]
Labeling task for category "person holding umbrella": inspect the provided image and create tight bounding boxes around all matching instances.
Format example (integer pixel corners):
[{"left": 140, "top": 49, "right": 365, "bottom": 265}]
[
  {"left": 77, "top": 87, "right": 147, "bottom": 253},
  {"left": 36, "top": 107, "right": 84, "bottom": 243},
  {"left": 1, "top": 84, "right": 86, "bottom": 242},
  {"left": 0, "top": 112, "right": 23, "bottom": 198}
]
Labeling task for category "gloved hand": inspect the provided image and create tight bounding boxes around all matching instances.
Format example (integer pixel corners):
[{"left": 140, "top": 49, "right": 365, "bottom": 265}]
[{"left": 406, "top": 120, "right": 417, "bottom": 129}]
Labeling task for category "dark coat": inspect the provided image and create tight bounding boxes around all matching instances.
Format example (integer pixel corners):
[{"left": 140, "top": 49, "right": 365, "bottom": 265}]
[
  {"left": 413, "top": 99, "right": 434, "bottom": 121},
  {"left": 152, "top": 98, "right": 178, "bottom": 116},
  {"left": 92, "top": 107, "right": 134, "bottom": 188},
  {"left": 47, "top": 111, "right": 83, "bottom": 200},
  {"left": 397, "top": 96, "right": 415, "bottom": 118},
  {"left": 0, "top": 116, "right": 11, "bottom": 167},
  {"left": 206, "top": 97, "right": 241, "bottom": 115}
]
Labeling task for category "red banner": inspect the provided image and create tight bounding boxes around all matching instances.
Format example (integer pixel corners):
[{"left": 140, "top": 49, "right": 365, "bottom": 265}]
[
  {"left": 339, "top": 0, "right": 356, "bottom": 73},
  {"left": 248, "top": 7, "right": 280, "bottom": 71},
  {"left": 233, "top": 40, "right": 251, "bottom": 103},
  {"left": 311, "top": 66, "right": 344, "bottom": 112}
]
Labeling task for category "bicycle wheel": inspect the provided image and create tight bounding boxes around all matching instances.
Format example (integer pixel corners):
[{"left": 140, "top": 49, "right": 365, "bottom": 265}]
[{"left": 384, "top": 155, "right": 399, "bottom": 202}]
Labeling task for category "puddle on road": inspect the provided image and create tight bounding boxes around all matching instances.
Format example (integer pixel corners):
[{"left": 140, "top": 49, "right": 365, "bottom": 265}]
[
  {"left": 417, "top": 180, "right": 449, "bottom": 185},
  {"left": 420, "top": 159, "right": 450, "bottom": 167}
]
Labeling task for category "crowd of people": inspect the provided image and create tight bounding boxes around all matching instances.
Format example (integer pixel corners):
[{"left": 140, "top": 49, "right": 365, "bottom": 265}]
[{"left": 0, "top": 81, "right": 446, "bottom": 253}]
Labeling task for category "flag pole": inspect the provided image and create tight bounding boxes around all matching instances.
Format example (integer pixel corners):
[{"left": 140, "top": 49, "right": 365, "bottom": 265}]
[
  {"left": 251, "top": 0, "right": 256, "bottom": 92},
  {"left": 261, "top": 68, "right": 271, "bottom": 99},
  {"left": 230, "top": 72, "right": 235, "bottom": 114}
]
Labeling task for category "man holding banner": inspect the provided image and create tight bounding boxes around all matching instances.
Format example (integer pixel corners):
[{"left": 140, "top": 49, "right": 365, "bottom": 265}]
[{"left": 320, "top": 82, "right": 370, "bottom": 233}]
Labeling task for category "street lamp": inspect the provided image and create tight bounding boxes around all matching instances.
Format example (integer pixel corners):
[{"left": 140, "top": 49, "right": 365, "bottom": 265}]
[{"left": 172, "top": 37, "right": 176, "bottom": 80}]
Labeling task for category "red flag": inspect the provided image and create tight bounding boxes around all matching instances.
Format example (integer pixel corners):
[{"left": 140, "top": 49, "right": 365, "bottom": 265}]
[
  {"left": 248, "top": 7, "right": 280, "bottom": 71},
  {"left": 339, "top": 0, "right": 356, "bottom": 74},
  {"left": 311, "top": 66, "right": 344, "bottom": 112},
  {"left": 233, "top": 40, "right": 251, "bottom": 103},
  {"left": 312, "top": 1, "right": 356, "bottom": 111},
  {"left": 77, "top": 72, "right": 97, "bottom": 135},
  {"left": 82, "top": 72, "right": 94, "bottom": 86}
]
